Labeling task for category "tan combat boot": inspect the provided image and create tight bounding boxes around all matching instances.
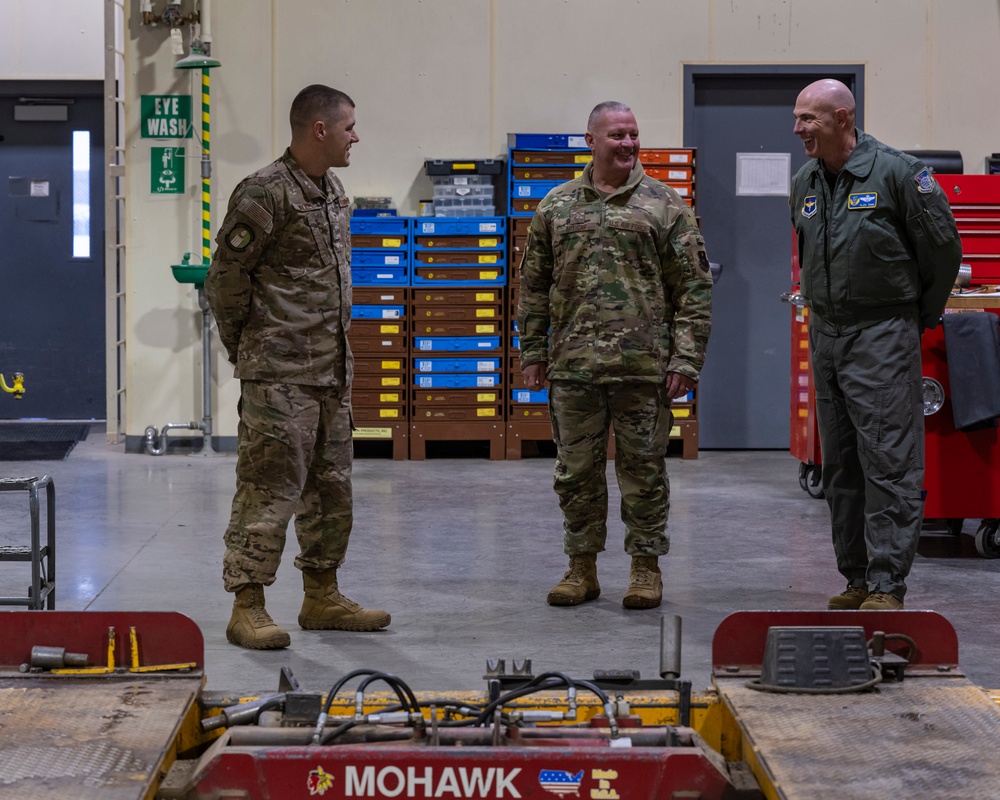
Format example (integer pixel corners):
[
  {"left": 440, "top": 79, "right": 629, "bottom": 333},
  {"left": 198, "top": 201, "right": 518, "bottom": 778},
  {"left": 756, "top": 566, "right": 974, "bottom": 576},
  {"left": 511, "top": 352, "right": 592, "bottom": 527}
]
[
  {"left": 828, "top": 586, "right": 870, "bottom": 610},
  {"left": 298, "top": 569, "right": 391, "bottom": 631},
  {"left": 546, "top": 554, "right": 600, "bottom": 606},
  {"left": 623, "top": 556, "right": 662, "bottom": 609},
  {"left": 226, "top": 584, "right": 291, "bottom": 650},
  {"left": 859, "top": 592, "right": 904, "bottom": 610}
]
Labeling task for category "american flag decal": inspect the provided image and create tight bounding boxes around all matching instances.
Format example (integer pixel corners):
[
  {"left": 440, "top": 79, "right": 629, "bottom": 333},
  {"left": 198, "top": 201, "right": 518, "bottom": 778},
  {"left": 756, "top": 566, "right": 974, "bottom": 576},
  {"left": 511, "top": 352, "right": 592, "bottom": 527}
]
[{"left": 539, "top": 769, "right": 584, "bottom": 796}]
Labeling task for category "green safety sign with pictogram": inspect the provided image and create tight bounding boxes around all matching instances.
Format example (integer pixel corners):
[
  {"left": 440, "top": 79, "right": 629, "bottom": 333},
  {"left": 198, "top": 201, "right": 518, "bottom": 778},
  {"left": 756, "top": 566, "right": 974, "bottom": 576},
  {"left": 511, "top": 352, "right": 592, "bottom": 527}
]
[
  {"left": 141, "top": 95, "right": 193, "bottom": 139},
  {"left": 151, "top": 147, "right": 185, "bottom": 194}
]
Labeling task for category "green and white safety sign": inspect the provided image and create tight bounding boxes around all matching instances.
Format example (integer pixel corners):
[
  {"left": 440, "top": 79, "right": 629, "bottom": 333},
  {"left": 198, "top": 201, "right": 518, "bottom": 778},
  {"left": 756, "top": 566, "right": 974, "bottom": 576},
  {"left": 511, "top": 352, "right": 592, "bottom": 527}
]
[
  {"left": 151, "top": 147, "right": 185, "bottom": 194},
  {"left": 141, "top": 95, "right": 192, "bottom": 139}
]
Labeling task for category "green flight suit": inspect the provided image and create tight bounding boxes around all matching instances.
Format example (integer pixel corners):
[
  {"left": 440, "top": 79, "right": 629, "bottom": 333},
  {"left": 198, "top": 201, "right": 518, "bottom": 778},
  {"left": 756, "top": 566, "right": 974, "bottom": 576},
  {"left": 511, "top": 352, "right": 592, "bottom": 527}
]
[{"left": 790, "top": 129, "right": 962, "bottom": 600}]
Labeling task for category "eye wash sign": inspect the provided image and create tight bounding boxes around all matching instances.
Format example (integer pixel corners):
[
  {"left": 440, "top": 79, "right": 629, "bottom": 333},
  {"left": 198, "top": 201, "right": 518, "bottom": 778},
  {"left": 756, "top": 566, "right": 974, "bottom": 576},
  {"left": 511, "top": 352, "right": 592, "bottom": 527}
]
[{"left": 141, "top": 95, "right": 193, "bottom": 139}]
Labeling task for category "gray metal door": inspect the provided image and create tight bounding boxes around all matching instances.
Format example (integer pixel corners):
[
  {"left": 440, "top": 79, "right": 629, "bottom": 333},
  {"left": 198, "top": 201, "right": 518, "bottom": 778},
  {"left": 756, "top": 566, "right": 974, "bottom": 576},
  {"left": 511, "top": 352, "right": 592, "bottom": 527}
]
[
  {"left": 0, "top": 81, "right": 105, "bottom": 421},
  {"left": 684, "top": 66, "right": 863, "bottom": 449}
]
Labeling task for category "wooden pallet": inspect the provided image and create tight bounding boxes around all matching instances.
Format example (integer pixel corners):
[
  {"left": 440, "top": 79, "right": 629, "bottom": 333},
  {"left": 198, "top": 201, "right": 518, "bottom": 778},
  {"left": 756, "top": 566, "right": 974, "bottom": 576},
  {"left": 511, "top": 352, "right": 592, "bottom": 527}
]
[
  {"left": 353, "top": 423, "right": 408, "bottom": 460},
  {"left": 409, "top": 421, "right": 505, "bottom": 460}
]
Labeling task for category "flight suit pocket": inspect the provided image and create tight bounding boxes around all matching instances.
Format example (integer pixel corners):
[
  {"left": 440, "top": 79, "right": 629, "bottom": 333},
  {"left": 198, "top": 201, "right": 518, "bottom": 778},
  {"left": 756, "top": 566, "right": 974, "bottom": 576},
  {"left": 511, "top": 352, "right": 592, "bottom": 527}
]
[
  {"left": 847, "top": 219, "right": 918, "bottom": 305},
  {"left": 913, "top": 205, "right": 952, "bottom": 247}
]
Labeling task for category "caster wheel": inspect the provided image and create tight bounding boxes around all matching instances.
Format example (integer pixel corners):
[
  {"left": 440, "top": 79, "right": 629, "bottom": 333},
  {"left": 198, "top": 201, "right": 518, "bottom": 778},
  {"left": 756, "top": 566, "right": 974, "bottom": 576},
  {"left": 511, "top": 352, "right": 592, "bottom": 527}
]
[
  {"left": 798, "top": 462, "right": 808, "bottom": 492},
  {"left": 804, "top": 464, "right": 824, "bottom": 499},
  {"left": 975, "top": 519, "right": 1000, "bottom": 559}
]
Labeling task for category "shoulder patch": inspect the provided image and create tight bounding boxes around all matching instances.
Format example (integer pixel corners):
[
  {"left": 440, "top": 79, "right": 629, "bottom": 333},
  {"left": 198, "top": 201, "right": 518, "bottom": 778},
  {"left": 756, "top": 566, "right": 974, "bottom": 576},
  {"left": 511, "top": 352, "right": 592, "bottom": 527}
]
[
  {"left": 914, "top": 168, "right": 935, "bottom": 194},
  {"left": 236, "top": 196, "right": 273, "bottom": 230},
  {"left": 226, "top": 223, "right": 254, "bottom": 252},
  {"left": 801, "top": 196, "right": 817, "bottom": 219}
]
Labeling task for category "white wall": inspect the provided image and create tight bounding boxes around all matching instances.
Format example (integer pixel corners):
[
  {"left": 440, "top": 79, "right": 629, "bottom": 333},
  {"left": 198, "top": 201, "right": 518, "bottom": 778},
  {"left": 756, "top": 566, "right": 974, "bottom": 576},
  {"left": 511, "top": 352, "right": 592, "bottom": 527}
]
[
  {"left": 116, "top": 0, "right": 1000, "bottom": 440},
  {"left": 0, "top": 0, "right": 104, "bottom": 79}
]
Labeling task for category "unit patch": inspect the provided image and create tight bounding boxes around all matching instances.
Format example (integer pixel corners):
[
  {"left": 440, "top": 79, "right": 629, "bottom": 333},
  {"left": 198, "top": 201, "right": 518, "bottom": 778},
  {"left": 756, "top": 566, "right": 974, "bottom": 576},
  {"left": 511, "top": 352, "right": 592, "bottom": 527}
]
[
  {"left": 914, "top": 168, "right": 935, "bottom": 194},
  {"left": 848, "top": 192, "right": 878, "bottom": 210},
  {"left": 227, "top": 223, "right": 254, "bottom": 251},
  {"left": 801, "top": 196, "right": 817, "bottom": 219}
]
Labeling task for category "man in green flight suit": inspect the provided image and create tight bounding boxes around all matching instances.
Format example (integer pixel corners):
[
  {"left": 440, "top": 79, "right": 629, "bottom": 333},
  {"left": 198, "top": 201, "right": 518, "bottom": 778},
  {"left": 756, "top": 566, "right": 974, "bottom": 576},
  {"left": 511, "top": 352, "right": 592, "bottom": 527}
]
[
  {"left": 790, "top": 79, "right": 962, "bottom": 610},
  {"left": 518, "top": 101, "right": 713, "bottom": 610}
]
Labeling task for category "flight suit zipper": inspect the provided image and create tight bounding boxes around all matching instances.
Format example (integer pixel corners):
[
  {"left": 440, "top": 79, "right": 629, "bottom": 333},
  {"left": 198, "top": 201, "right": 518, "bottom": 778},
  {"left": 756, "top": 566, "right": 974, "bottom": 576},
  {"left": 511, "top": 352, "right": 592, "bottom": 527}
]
[{"left": 822, "top": 173, "right": 835, "bottom": 319}]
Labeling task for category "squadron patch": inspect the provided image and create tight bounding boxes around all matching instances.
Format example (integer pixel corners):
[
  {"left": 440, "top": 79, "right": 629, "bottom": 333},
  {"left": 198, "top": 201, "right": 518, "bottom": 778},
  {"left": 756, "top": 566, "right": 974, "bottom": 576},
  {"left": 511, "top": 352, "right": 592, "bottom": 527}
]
[
  {"left": 914, "top": 168, "right": 935, "bottom": 194},
  {"left": 227, "top": 223, "right": 254, "bottom": 252},
  {"left": 801, "top": 196, "right": 817, "bottom": 219},
  {"left": 697, "top": 251, "right": 712, "bottom": 277},
  {"left": 848, "top": 192, "right": 878, "bottom": 210}
]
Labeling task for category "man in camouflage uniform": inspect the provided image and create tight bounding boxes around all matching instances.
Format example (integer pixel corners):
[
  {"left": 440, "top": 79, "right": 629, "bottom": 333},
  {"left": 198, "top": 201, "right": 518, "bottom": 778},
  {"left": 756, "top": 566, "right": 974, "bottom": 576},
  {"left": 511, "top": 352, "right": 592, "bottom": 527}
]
[
  {"left": 790, "top": 79, "right": 961, "bottom": 610},
  {"left": 517, "top": 101, "right": 713, "bottom": 610},
  {"left": 205, "top": 84, "right": 390, "bottom": 650}
]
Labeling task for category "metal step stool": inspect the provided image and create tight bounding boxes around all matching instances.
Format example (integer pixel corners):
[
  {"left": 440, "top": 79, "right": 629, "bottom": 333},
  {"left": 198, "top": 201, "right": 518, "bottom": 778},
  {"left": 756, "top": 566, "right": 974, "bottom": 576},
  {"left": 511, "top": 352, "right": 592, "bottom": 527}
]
[{"left": 0, "top": 475, "right": 55, "bottom": 609}]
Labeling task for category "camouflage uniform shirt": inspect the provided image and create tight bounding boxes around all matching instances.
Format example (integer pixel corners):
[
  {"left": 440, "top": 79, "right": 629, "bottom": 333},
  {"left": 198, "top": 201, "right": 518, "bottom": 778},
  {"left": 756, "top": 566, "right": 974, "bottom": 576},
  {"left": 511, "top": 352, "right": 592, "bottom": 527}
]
[
  {"left": 205, "top": 149, "right": 353, "bottom": 388},
  {"left": 517, "top": 160, "right": 712, "bottom": 383}
]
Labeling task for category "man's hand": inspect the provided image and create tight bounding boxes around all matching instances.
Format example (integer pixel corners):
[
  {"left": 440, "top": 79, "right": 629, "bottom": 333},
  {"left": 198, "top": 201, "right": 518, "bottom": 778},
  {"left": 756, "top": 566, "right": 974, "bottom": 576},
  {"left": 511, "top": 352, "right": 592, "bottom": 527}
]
[
  {"left": 665, "top": 371, "right": 695, "bottom": 400},
  {"left": 523, "top": 362, "right": 548, "bottom": 392}
]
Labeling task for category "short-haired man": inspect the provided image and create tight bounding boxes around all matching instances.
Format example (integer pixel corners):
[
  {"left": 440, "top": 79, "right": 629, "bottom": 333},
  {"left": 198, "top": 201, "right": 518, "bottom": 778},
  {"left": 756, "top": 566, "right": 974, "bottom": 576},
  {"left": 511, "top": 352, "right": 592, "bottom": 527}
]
[
  {"left": 518, "top": 101, "right": 713, "bottom": 610},
  {"left": 206, "top": 84, "right": 390, "bottom": 649}
]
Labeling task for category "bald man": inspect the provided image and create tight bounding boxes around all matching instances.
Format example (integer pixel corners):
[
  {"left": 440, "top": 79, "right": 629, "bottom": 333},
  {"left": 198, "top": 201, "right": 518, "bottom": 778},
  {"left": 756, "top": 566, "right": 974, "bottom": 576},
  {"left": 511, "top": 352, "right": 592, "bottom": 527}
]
[{"left": 790, "top": 79, "right": 961, "bottom": 610}]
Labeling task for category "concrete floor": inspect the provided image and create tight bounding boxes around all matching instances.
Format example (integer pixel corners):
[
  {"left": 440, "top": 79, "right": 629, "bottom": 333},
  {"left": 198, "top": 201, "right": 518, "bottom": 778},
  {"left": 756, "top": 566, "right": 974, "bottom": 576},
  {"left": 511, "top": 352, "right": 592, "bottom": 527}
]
[{"left": 1, "top": 435, "right": 998, "bottom": 697}]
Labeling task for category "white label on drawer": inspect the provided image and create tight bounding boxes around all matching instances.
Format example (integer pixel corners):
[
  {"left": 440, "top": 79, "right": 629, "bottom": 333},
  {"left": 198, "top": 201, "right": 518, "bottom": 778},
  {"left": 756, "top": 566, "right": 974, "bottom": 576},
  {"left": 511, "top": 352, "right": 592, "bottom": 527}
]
[
  {"left": 418, "top": 360, "right": 433, "bottom": 371},
  {"left": 568, "top": 135, "right": 587, "bottom": 148},
  {"left": 421, "top": 223, "right": 435, "bottom": 233},
  {"left": 419, "top": 340, "right": 432, "bottom": 350},
  {"left": 479, "top": 222, "right": 498, "bottom": 232},
  {"left": 376, "top": 273, "right": 392, "bottom": 279},
  {"left": 516, "top": 391, "right": 530, "bottom": 402},
  {"left": 477, "top": 376, "right": 496, "bottom": 387},
  {"left": 669, "top": 154, "right": 688, "bottom": 163},
  {"left": 380, "top": 309, "right": 400, "bottom": 318},
  {"left": 477, "top": 361, "right": 494, "bottom": 371},
  {"left": 384, "top": 255, "right": 400, "bottom": 265},
  {"left": 453, "top": 176, "right": 469, "bottom": 185},
  {"left": 477, "top": 341, "right": 492, "bottom": 348},
  {"left": 517, "top": 186, "right": 531, "bottom": 197},
  {"left": 419, "top": 376, "right": 432, "bottom": 387}
]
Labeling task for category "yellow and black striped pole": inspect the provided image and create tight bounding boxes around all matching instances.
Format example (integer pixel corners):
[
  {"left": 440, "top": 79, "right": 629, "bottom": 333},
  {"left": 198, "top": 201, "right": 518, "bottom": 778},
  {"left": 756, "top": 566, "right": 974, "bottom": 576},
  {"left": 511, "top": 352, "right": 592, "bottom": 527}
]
[
  {"left": 200, "top": 66, "right": 212, "bottom": 266},
  {"left": 175, "top": 43, "right": 220, "bottom": 265}
]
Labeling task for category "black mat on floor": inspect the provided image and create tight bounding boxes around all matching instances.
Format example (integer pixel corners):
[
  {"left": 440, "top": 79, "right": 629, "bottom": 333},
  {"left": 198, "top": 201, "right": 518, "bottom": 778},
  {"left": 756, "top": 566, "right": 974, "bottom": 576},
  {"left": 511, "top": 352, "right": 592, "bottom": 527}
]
[{"left": 0, "top": 423, "right": 91, "bottom": 461}]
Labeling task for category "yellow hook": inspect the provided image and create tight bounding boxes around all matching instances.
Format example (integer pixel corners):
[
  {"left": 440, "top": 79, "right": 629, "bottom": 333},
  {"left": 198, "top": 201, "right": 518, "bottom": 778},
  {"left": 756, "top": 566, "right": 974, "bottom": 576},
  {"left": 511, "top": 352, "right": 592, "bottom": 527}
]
[{"left": 0, "top": 372, "right": 25, "bottom": 398}]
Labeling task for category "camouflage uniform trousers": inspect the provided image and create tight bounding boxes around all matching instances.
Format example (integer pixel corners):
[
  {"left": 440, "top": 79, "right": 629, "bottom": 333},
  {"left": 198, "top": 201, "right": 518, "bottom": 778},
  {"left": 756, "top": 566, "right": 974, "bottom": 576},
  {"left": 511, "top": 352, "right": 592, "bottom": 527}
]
[
  {"left": 548, "top": 380, "right": 673, "bottom": 557},
  {"left": 222, "top": 380, "right": 353, "bottom": 592},
  {"left": 810, "top": 314, "right": 925, "bottom": 600}
]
